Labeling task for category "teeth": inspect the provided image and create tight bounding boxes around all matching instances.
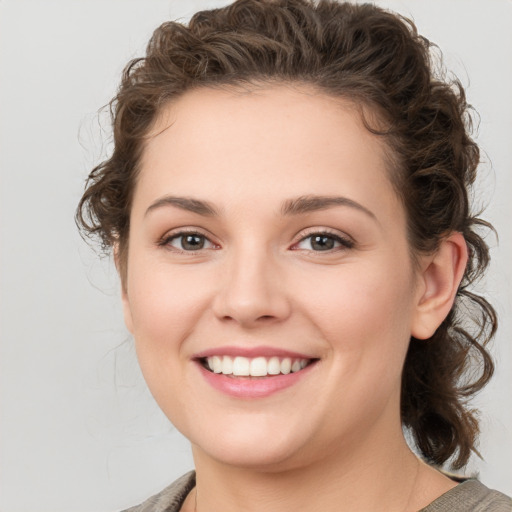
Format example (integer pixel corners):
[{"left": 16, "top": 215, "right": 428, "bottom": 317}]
[
  {"left": 221, "top": 355, "right": 233, "bottom": 375},
  {"left": 267, "top": 356, "right": 281, "bottom": 375},
  {"left": 280, "top": 357, "right": 291, "bottom": 374},
  {"left": 205, "top": 355, "right": 311, "bottom": 377},
  {"left": 233, "top": 356, "right": 250, "bottom": 376},
  {"left": 291, "top": 360, "right": 302, "bottom": 373},
  {"left": 250, "top": 357, "right": 268, "bottom": 377},
  {"left": 212, "top": 356, "right": 222, "bottom": 373}
]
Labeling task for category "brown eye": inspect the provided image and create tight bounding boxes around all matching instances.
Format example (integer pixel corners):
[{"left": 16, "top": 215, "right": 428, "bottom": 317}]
[
  {"left": 164, "top": 232, "right": 215, "bottom": 251},
  {"left": 180, "top": 234, "right": 205, "bottom": 250},
  {"left": 310, "top": 235, "right": 336, "bottom": 251},
  {"left": 293, "top": 232, "right": 354, "bottom": 252}
]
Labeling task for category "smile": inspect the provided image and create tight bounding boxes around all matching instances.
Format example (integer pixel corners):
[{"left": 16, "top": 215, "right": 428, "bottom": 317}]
[
  {"left": 195, "top": 349, "right": 319, "bottom": 398},
  {"left": 203, "top": 355, "right": 311, "bottom": 377}
]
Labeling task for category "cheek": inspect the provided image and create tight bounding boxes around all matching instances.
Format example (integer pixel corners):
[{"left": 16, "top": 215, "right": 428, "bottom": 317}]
[
  {"left": 125, "top": 264, "right": 217, "bottom": 423},
  {"left": 126, "top": 260, "right": 215, "bottom": 363},
  {"left": 302, "top": 262, "right": 413, "bottom": 327},
  {"left": 297, "top": 262, "right": 415, "bottom": 369}
]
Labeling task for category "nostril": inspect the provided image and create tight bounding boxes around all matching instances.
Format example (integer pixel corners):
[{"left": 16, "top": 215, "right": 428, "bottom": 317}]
[{"left": 212, "top": 281, "right": 292, "bottom": 326}]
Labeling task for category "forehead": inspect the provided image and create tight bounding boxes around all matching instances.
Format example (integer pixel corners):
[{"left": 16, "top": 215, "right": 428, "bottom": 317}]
[
  {"left": 147, "top": 84, "right": 386, "bottom": 151},
  {"left": 135, "top": 84, "right": 401, "bottom": 220}
]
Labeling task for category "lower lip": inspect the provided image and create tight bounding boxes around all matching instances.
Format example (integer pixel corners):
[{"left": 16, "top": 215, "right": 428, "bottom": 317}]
[{"left": 197, "top": 361, "right": 317, "bottom": 399}]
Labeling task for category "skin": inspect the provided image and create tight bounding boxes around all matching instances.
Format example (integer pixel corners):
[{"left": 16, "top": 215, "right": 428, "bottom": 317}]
[{"left": 121, "top": 85, "right": 467, "bottom": 511}]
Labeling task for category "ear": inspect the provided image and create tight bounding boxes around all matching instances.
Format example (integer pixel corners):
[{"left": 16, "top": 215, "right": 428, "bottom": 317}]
[
  {"left": 411, "top": 232, "right": 468, "bottom": 340},
  {"left": 114, "top": 243, "right": 134, "bottom": 334}
]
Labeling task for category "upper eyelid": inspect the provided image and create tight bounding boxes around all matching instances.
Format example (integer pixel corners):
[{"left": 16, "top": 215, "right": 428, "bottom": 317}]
[
  {"left": 293, "top": 234, "right": 353, "bottom": 249},
  {"left": 293, "top": 227, "right": 354, "bottom": 244},
  {"left": 160, "top": 227, "right": 215, "bottom": 242},
  {"left": 291, "top": 228, "right": 356, "bottom": 252},
  {"left": 161, "top": 232, "right": 219, "bottom": 255},
  {"left": 158, "top": 229, "right": 219, "bottom": 252}
]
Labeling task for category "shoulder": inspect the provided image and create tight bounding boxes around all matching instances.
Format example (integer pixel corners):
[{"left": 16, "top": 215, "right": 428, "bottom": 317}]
[
  {"left": 119, "top": 472, "right": 511, "bottom": 512},
  {"left": 121, "top": 471, "right": 196, "bottom": 512},
  {"left": 420, "top": 479, "right": 512, "bottom": 512}
]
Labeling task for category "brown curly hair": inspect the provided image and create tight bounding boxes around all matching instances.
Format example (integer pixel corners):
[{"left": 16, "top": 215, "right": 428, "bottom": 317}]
[{"left": 76, "top": 0, "right": 496, "bottom": 470}]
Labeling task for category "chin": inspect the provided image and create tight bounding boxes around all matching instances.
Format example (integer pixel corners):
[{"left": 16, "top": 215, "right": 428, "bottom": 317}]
[
  {"left": 185, "top": 415, "right": 315, "bottom": 471},
  {"left": 199, "top": 442, "right": 308, "bottom": 472}
]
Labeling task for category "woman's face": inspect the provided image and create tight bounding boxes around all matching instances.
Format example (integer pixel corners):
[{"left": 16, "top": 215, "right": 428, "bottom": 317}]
[{"left": 122, "top": 85, "right": 426, "bottom": 470}]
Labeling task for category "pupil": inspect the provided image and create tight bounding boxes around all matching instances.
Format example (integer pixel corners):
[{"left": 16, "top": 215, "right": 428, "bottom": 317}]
[
  {"left": 311, "top": 235, "right": 334, "bottom": 251},
  {"left": 182, "top": 234, "right": 204, "bottom": 250}
]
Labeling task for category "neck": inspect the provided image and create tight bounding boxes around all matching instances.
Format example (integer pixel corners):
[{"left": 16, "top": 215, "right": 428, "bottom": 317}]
[{"left": 188, "top": 421, "right": 432, "bottom": 512}]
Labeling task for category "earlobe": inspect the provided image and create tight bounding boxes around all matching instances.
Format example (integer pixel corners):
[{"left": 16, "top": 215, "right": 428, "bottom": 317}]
[{"left": 411, "top": 232, "right": 468, "bottom": 340}]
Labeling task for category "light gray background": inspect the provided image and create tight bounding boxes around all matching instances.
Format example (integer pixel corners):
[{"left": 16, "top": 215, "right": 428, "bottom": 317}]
[{"left": 0, "top": 1, "right": 511, "bottom": 511}]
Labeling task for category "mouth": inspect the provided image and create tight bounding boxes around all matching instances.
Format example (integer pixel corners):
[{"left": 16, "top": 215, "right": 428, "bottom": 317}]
[
  {"left": 193, "top": 347, "right": 319, "bottom": 398},
  {"left": 199, "top": 355, "right": 317, "bottom": 378}
]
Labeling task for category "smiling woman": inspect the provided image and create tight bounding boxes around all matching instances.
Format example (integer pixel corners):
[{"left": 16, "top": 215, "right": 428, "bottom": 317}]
[
  {"left": 124, "top": 89, "right": 423, "bottom": 465},
  {"left": 75, "top": 1, "right": 511, "bottom": 511}
]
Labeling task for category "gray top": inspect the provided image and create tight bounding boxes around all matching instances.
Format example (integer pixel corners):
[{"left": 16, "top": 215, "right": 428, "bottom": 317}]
[{"left": 122, "top": 471, "right": 512, "bottom": 512}]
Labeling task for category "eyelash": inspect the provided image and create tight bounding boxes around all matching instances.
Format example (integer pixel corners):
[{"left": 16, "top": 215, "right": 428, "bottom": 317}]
[
  {"left": 158, "top": 228, "right": 354, "bottom": 254},
  {"left": 291, "top": 230, "right": 355, "bottom": 252},
  {"left": 158, "top": 230, "right": 218, "bottom": 253}
]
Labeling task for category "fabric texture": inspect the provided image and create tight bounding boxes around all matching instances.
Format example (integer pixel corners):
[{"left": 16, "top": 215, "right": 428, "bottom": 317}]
[
  {"left": 419, "top": 479, "right": 512, "bottom": 511},
  {"left": 122, "top": 471, "right": 512, "bottom": 512},
  {"left": 122, "top": 472, "right": 196, "bottom": 512}
]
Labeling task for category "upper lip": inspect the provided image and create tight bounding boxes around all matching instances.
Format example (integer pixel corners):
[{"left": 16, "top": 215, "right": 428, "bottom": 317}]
[{"left": 193, "top": 345, "right": 316, "bottom": 360}]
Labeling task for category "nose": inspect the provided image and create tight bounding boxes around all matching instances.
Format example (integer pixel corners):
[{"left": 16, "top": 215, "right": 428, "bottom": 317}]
[{"left": 212, "top": 245, "right": 292, "bottom": 328}]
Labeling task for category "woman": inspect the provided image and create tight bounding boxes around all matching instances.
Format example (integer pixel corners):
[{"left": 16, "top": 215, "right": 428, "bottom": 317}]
[{"left": 76, "top": 0, "right": 511, "bottom": 510}]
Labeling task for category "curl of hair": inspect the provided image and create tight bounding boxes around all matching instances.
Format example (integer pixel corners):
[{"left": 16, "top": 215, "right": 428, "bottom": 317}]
[{"left": 76, "top": 0, "right": 497, "bottom": 469}]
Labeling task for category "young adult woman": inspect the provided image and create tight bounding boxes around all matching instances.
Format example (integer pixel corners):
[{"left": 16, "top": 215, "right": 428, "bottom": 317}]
[{"left": 76, "top": 1, "right": 512, "bottom": 510}]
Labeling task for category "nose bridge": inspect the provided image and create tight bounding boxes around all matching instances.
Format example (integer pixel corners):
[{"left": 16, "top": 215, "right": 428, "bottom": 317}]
[{"left": 213, "top": 238, "right": 290, "bottom": 326}]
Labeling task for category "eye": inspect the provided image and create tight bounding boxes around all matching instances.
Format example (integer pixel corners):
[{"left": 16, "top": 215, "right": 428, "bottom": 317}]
[
  {"left": 293, "top": 232, "right": 353, "bottom": 252},
  {"left": 162, "top": 232, "right": 216, "bottom": 252}
]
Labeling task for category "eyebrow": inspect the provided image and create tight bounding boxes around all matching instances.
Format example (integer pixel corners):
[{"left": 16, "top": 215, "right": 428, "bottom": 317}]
[
  {"left": 281, "top": 195, "right": 377, "bottom": 220},
  {"left": 145, "top": 194, "right": 376, "bottom": 220},
  {"left": 145, "top": 196, "right": 219, "bottom": 217}
]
